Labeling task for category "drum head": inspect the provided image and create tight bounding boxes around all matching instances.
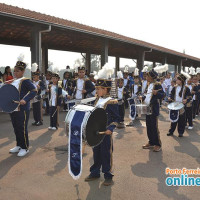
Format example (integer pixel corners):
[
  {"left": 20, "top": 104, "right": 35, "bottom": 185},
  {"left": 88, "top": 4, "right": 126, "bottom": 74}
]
[
  {"left": 167, "top": 102, "right": 184, "bottom": 110},
  {"left": 85, "top": 108, "right": 107, "bottom": 147},
  {"left": 0, "top": 84, "right": 20, "bottom": 113}
]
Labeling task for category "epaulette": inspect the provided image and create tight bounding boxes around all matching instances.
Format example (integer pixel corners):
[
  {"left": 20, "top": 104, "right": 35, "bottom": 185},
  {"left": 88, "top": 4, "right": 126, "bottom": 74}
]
[
  {"left": 58, "top": 84, "right": 62, "bottom": 88},
  {"left": 107, "top": 99, "right": 118, "bottom": 104},
  {"left": 155, "top": 82, "right": 161, "bottom": 86}
]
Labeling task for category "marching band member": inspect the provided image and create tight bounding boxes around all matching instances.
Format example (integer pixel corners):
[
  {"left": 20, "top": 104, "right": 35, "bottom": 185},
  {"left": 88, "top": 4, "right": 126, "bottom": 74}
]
[
  {"left": 62, "top": 70, "right": 72, "bottom": 111},
  {"left": 185, "top": 77, "right": 193, "bottom": 129},
  {"left": 141, "top": 72, "right": 148, "bottom": 94},
  {"left": 48, "top": 73, "right": 63, "bottom": 130},
  {"left": 168, "top": 79, "right": 176, "bottom": 98},
  {"left": 9, "top": 58, "right": 37, "bottom": 157},
  {"left": 85, "top": 63, "right": 120, "bottom": 186},
  {"left": 130, "top": 71, "right": 142, "bottom": 99},
  {"left": 116, "top": 71, "right": 130, "bottom": 128},
  {"left": 123, "top": 66, "right": 130, "bottom": 108},
  {"left": 160, "top": 77, "right": 167, "bottom": 106},
  {"left": 32, "top": 63, "right": 46, "bottom": 126},
  {"left": 43, "top": 71, "right": 52, "bottom": 115},
  {"left": 128, "top": 68, "right": 141, "bottom": 124},
  {"left": 191, "top": 75, "right": 200, "bottom": 119},
  {"left": 88, "top": 73, "right": 96, "bottom": 97},
  {"left": 140, "top": 69, "right": 164, "bottom": 152},
  {"left": 167, "top": 72, "right": 191, "bottom": 137},
  {"left": 72, "top": 66, "right": 95, "bottom": 100}
]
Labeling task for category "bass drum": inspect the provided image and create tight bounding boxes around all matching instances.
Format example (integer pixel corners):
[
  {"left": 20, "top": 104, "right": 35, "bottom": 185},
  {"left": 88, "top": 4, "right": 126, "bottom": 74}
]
[
  {"left": 65, "top": 104, "right": 107, "bottom": 147},
  {"left": 0, "top": 84, "right": 20, "bottom": 113}
]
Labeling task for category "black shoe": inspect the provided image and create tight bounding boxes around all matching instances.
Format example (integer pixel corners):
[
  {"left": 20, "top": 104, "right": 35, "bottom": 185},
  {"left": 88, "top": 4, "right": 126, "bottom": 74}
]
[
  {"left": 84, "top": 175, "right": 100, "bottom": 182},
  {"left": 167, "top": 132, "right": 173, "bottom": 136},
  {"left": 103, "top": 178, "right": 113, "bottom": 186},
  {"left": 178, "top": 134, "right": 183, "bottom": 137},
  {"left": 32, "top": 122, "right": 37, "bottom": 126},
  {"left": 36, "top": 121, "right": 43, "bottom": 126}
]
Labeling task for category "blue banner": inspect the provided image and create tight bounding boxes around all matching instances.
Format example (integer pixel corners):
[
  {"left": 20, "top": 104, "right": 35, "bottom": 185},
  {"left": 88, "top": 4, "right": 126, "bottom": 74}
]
[
  {"left": 68, "top": 110, "right": 85, "bottom": 179},
  {"left": 169, "top": 110, "right": 179, "bottom": 123}
]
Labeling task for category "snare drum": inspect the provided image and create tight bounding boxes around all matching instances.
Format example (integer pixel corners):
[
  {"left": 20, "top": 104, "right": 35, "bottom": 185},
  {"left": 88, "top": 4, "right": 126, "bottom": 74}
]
[
  {"left": 65, "top": 104, "right": 107, "bottom": 147},
  {"left": 135, "top": 103, "right": 151, "bottom": 116}
]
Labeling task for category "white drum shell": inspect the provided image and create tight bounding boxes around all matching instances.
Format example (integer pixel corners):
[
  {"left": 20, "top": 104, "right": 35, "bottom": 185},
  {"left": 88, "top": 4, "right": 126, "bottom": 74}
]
[
  {"left": 65, "top": 104, "right": 95, "bottom": 139},
  {"left": 136, "top": 104, "right": 151, "bottom": 115}
]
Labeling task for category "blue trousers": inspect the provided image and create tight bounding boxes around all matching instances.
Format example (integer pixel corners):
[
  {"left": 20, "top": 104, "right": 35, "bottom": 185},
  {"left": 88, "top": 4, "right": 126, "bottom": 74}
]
[
  {"left": 146, "top": 114, "right": 161, "bottom": 147},
  {"left": 10, "top": 110, "right": 30, "bottom": 149},
  {"left": 169, "top": 113, "right": 185, "bottom": 136},
  {"left": 118, "top": 103, "right": 125, "bottom": 122},
  {"left": 32, "top": 101, "right": 42, "bottom": 122},
  {"left": 49, "top": 106, "right": 58, "bottom": 128},
  {"left": 90, "top": 135, "right": 114, "bottom": 179}
]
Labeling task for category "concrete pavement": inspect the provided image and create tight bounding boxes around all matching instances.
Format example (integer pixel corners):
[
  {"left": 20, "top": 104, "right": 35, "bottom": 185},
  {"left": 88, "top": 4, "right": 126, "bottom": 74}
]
[{"left": 0, "top": 106, "right": 200, "bottom": 200}]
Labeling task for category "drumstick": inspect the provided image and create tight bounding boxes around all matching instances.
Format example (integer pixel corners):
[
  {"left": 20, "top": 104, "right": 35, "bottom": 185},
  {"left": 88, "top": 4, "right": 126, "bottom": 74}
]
[
  {"left": 12, "top": 92, "right": 30, "bottom": 104},
  {"left": 97, "top": 131, "right": 105, "bottom": 135},
  {"left": 52, "top": 108, "right": 58, "bottom": 118}
]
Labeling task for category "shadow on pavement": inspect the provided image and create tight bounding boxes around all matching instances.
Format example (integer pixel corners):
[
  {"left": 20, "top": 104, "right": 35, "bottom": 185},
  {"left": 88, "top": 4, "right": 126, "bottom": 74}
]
[{"left": 131, "top": 151, "right": 190, "bottom": 200}]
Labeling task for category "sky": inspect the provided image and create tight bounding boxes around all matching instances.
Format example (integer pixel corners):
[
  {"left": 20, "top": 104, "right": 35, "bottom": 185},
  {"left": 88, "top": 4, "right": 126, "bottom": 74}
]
[{"left": 0, "top": 0, "right": 200, "bottom": 71}]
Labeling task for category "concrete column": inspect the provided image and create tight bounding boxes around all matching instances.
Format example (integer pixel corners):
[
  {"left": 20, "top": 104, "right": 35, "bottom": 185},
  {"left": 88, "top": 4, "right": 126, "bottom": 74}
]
[
  {"left": 178, "top": 59, "right": 182, "bottom": 73},
  {"left": 101, "top": 40, "right": 108, "bottom": 68},
  {"left": 137, "top": 50, "right": 145, "bottom": 72},
  {"left": 162, "top": 55, "right": 167, "bottom": 65},
  {"left": 86, "top": 52, "right": 91, "bottom": 74},
  {"left": 30, "top": 27, "right": 42, "bottom": 71},
  {"left": 174, "top": 65, "right": 177, "bottom": 73},
  {"left": 42, "top": 45, "right": 48, "bottom": 74},
  {"left": 115, "top": 56, "right": 120, "bottom": 77}
]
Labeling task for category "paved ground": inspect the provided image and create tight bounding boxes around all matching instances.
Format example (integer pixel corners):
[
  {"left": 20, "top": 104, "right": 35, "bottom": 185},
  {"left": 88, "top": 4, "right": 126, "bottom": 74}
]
[{"left": 0, "top": 106, "right": 200, "bottom": 200}]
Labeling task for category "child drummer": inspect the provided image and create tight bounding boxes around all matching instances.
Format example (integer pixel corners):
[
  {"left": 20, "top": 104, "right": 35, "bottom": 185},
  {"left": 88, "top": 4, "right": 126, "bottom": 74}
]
[
  {"left": 9, "top": 59, "right": 37, "bottom": 157},
  {"left": 48, "top": 73, "right": 63, "bottom": 130},
  {"left": 167, "top": 72, "right": 191, "bottom": 137},
  {"left": 139, "top": 69, "right": 164, "bottom": 152},
  {"left": 116, "top": 71, "right": 130, "bottom": 128},
  {"left": 32, "top": 71, "right": 46, "bottom": 126},
  {"left": 85, "top": 63, "right": 120, "bottom": 186}
]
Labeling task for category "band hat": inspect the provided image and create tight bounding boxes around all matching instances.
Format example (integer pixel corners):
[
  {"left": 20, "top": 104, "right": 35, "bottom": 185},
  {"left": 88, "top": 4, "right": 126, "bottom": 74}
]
[
  {"left": 142, "top": 65, "right": 149, "bottom": 73},
  {"left": 78, "top": 66, "right": 86, "bottom": 71},
  {"left": 189, "top": 66, "right": 196, "bottom": 75},
  {"left": 123, "top": 65, "right": 129, "bottom": 73},
  {"left": 147, "top": 69, "right": 158, "bottom": 79},
  {"left": 179, "top": 70, "right": 191, "bottom": 82},
  {"left": 15, "top": 53, "right": 27, "bottom": 69},
  {"left": 154, "top": 64, "right": 168, "bottom": 74},
  {"left": 47, "top": 61, "right": 60, "bottom": 78},
  {"left": 134, "top": 67, "right": 139, "bottom": 77},
  {"left": 32, "top": 72, "right": 40, "bottom": 76},
  {"left": 117, "top": 71, "right": 123, "bottom": 79},
  {"left": 185, "top": 66, "right": 189, "bottom": 73},
  {"left": 31, "top": 63, "right": 38, "bottom": 74},
  {"left": 196, "top": 67, "right": 200, "bottom": 74},
  {"left": 94, "top": 63, "right": 114, "bottom": 88}
]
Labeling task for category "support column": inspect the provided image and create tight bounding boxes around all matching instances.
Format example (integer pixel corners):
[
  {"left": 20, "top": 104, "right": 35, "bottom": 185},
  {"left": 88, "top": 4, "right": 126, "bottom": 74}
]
[
  {"left": 174, "top": 65, "right": 177, "bottom": 73},
  {"left": 86, "top": 52, "right": 91, "bottom": 74},
  {"left": 101, "top": 40, "right": 108, "bottom": 68},
  {"left": 42, "top": 45, "right": 48, "bottom": 74},
  {"left": 115, "top": 56, "right": 120, "bottom": 77},
  {"left": 178, "top": 59, "right": 182, "bottom": 73},
  {"left": 137, "top": 50, "right": 145, "bottom": 72},
  {"left": 162, "top": 55, "right": 167, "bottom": 65},
  {"left": 30, "top": 27, "right": 42, "bottom": 71}
]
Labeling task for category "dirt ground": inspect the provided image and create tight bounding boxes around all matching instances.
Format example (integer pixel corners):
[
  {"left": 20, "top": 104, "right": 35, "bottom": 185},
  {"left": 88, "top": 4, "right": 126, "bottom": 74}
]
[{"left": 0, "top": 106, "right": 200, "bottom": 200}]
